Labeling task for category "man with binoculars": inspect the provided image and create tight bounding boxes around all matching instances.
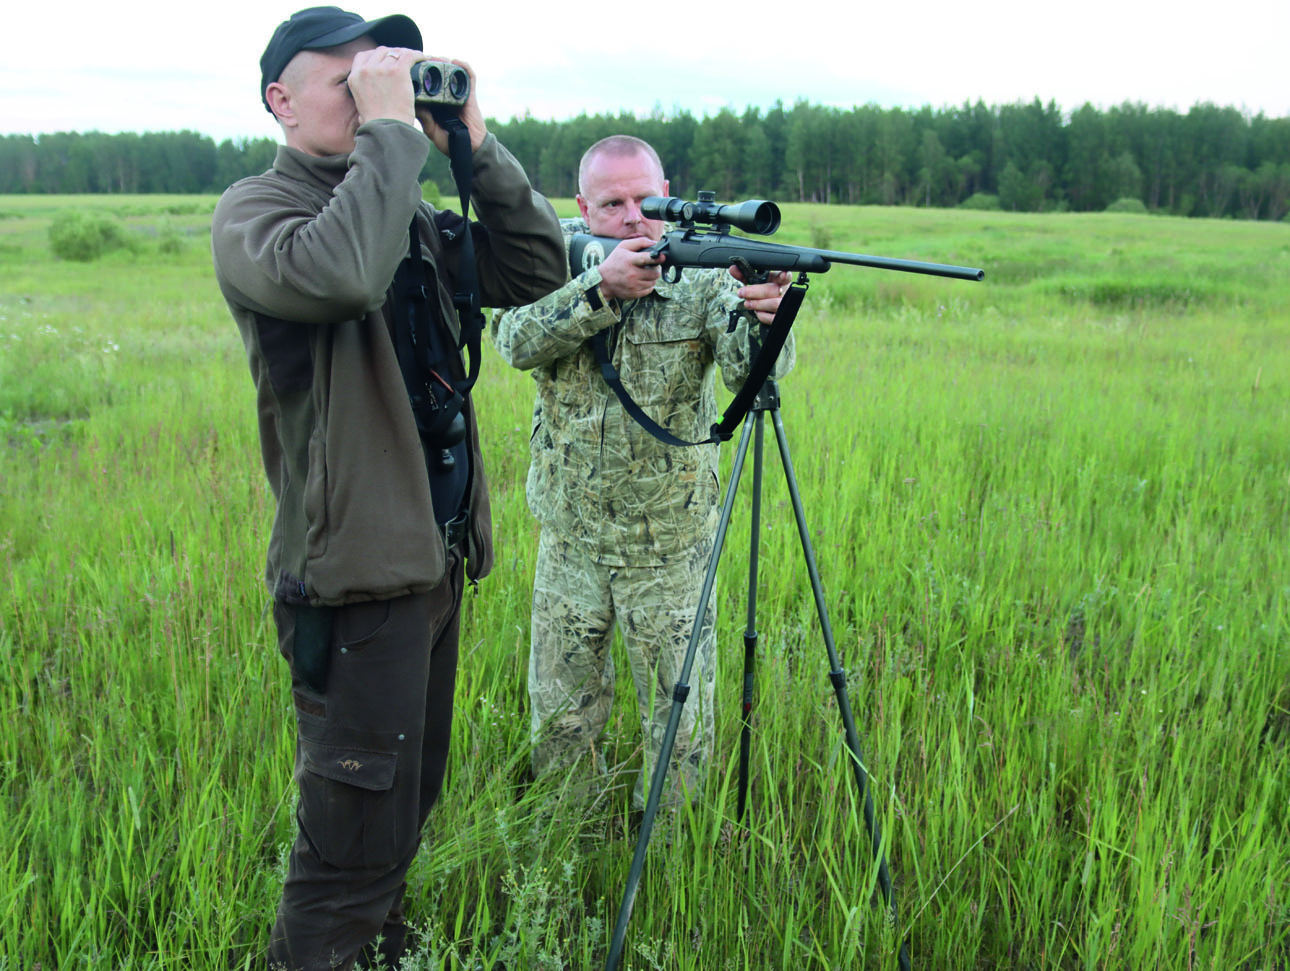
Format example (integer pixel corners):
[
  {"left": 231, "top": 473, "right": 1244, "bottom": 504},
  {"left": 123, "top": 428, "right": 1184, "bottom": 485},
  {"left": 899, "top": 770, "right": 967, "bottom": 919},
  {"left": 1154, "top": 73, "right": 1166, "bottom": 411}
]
[
  {"left": 491, "top": 136, "right": 795, "bottom": 814},
  {"left": 211, "top": 7, "right": 564, "bottom": 968}
]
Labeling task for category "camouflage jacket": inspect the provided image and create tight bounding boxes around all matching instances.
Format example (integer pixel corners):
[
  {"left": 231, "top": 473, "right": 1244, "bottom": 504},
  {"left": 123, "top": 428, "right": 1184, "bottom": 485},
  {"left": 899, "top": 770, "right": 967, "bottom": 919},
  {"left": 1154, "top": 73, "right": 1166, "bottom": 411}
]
[{"left": 490, "top": 218, "right": 795, "bottom": 566}]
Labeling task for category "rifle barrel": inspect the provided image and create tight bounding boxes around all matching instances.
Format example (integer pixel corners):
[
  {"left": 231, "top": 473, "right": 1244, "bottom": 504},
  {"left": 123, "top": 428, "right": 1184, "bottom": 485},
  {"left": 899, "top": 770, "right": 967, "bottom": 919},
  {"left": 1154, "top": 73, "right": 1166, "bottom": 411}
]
[
  {"left": 695, "top": 234, "right": 985, "bottom": 281},
  {"left": 815, "top": 247, "right": 985, "bottom": 281}
]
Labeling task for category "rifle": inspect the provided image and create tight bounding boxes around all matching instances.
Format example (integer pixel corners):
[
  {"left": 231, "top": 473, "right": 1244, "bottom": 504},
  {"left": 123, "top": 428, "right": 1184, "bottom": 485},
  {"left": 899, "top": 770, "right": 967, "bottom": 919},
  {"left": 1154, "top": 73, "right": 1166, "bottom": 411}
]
[
  {"left": 569, "top": 192, "right": 985, "bottom": 283},
  {"left": 571, "top": 192, "right": 983, "bottom": 451}
]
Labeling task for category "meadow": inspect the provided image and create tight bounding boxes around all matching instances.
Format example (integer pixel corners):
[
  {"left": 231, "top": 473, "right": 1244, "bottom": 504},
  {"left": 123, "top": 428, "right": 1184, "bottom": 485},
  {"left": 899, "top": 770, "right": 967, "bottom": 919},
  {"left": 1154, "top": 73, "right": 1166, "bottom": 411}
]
[{"left": 0, "top": 193, "right": 1287, "bottom": 970}]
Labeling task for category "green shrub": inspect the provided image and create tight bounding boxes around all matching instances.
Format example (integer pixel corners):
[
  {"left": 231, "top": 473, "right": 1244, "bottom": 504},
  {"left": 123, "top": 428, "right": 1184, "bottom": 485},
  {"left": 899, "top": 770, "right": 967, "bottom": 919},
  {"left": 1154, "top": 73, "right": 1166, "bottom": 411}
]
[
  {"left": 1050, "top": 274, "right": 1222, "bottom": 310},
  {"left": 960, "top": 192, "right": 1000, "bottom": 211},
  {"left": 48, "top": 210, "right": 133, "bottom": 262},
  {"left": 162, "top": 201, "right": 214, "bottom": 216},
  {"left": 157, "top": 224, "right": 186, "bottom": 255},
  {"left": 1106, "top": 197, "right": 1148, "bottom": 214},
  {"left": 421, "top": 180, "right": 442, "bottom": 207}
]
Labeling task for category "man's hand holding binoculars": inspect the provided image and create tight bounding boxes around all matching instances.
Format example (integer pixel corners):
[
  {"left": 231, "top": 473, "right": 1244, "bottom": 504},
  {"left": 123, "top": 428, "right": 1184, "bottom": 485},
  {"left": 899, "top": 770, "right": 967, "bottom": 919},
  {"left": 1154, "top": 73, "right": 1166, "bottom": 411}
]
[{"left": 348, "top": 47, "right": 486, "bottom": 153}]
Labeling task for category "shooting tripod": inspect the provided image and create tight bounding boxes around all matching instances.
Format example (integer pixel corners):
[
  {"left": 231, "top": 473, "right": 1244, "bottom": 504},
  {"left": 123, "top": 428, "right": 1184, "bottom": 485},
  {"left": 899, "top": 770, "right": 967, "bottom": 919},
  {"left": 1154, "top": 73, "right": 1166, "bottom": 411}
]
[{"left": 603, "top": 302, "right": 912, "bottom": 971}]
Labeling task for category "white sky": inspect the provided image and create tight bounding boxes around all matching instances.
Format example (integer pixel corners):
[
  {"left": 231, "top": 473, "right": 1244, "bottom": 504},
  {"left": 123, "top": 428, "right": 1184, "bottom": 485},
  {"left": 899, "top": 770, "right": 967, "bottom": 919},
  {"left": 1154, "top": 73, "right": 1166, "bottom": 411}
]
[{"left": 4, "top": 0, "right": 1287, "bottom": 144}]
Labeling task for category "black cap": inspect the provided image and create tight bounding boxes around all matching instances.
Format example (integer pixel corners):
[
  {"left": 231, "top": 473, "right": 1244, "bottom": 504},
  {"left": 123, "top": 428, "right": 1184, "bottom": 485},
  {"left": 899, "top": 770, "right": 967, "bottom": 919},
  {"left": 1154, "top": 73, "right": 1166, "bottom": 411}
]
[{"left": 260, "top": 6, "right": 422, "bottom": 113}]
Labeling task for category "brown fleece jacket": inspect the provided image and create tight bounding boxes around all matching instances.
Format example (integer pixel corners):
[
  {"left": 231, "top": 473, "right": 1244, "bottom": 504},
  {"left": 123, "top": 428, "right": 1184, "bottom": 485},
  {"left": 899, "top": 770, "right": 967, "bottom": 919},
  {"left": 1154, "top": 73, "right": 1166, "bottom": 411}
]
[{"left": 212, "top": 119, "right": 566, "bottom": 606}]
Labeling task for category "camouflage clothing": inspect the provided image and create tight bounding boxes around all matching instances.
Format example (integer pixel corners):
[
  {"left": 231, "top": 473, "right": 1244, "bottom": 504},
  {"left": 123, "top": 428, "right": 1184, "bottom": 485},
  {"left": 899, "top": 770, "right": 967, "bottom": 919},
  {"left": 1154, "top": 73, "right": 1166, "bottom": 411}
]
[
  {"left": 491, "top": 218, "right": 794, "bottom": 564},
  {"left": 529, "top": 529, "right": 715, "bottom": 808},
  {"left": 491, "top": 218, "right": 794, "bottom": 805}
]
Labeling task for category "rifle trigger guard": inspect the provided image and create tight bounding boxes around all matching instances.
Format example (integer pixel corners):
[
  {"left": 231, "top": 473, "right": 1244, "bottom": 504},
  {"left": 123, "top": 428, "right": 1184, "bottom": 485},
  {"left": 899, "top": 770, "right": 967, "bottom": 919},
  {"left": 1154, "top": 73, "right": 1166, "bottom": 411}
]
[{"left": 649, "top": 238, "right": 681, "bottom": 283}]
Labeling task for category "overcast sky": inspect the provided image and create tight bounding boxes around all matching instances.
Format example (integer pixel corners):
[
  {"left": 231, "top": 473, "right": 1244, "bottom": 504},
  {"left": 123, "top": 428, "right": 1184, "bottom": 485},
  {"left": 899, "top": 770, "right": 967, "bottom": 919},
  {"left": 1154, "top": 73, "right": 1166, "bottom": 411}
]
[{"left": 5, "top": 0, "right": 1287, "bottom": 143}]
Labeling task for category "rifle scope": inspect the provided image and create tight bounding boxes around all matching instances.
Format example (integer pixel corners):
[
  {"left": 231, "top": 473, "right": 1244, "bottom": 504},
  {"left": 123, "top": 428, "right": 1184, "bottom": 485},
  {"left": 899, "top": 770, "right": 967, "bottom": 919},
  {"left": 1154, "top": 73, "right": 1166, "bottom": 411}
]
[{"left": 642, "top": 192, "right": 781, "bottom": 236}]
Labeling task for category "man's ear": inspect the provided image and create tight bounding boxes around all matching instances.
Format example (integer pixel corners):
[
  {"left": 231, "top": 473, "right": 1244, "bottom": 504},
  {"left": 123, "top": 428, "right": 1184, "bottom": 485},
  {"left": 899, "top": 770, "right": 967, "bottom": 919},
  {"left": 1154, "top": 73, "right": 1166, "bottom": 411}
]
[
  {"left": 576, "top": 193, "right": 590, "bottom": 223},
  {"left": 265, "top": 82, "right": 296, "bottom": 128}
]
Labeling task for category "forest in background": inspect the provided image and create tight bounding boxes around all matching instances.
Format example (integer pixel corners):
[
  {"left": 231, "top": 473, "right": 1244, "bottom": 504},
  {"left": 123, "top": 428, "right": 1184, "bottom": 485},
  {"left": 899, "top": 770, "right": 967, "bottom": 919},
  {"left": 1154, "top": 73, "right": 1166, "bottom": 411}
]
[{"left": 4, "top": 98, "right": 1289, "bottom": 220}]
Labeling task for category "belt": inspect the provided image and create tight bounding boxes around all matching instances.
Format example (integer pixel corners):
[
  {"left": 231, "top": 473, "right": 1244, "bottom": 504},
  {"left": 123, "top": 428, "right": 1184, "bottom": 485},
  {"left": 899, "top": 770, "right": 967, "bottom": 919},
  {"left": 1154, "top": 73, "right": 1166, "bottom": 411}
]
[{"left": 440, "top": 511, "right": 469, "bottom": 550}]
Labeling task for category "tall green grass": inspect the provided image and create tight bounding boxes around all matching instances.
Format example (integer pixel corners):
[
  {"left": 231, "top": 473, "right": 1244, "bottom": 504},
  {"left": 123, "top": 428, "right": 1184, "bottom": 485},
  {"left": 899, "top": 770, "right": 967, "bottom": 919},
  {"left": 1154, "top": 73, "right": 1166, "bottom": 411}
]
[{"left": 1, "top": 197, "right": 1286, "bottom": 969}]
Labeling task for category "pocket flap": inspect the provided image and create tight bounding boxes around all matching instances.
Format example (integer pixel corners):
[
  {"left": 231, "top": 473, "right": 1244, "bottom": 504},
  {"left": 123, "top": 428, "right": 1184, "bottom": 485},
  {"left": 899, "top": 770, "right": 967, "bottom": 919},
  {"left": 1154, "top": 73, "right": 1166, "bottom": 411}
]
[
  {"left": 623, "top": 314, "right": 704, "bottom": 345},
  {"left": 300, "top": 738, "right": 397, "bottom": 792}
]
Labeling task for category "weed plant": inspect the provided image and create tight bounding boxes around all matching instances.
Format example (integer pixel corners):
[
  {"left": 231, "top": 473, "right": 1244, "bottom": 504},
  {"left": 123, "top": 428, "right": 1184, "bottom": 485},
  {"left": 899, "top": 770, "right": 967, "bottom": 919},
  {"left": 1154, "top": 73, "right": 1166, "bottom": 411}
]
[{"left": 1, "top": 196, "right": 1287, "bottom": 969}]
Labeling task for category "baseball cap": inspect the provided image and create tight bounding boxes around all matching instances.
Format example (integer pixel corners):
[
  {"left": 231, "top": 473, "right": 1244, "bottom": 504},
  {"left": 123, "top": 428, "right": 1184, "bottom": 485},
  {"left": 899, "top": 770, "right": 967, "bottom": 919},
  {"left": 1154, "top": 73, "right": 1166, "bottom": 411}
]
[{"left": 260, "top": 6, "right": 422, "bottom": 112}]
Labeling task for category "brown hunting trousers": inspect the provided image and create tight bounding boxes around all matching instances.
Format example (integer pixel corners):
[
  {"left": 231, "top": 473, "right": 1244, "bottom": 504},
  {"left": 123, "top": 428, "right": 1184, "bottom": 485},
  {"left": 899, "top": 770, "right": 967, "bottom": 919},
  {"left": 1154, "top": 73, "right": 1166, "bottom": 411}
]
[{"left": 267, "top": 549, "right": 463, "bottom": 971}]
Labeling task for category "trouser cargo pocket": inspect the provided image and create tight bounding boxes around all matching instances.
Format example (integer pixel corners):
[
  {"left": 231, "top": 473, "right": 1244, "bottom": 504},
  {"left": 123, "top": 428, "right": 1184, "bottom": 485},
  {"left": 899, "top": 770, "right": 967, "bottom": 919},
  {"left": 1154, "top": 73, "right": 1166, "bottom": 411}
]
[{"left": 296, "top": 735, "right": 400, "bottom": 870}]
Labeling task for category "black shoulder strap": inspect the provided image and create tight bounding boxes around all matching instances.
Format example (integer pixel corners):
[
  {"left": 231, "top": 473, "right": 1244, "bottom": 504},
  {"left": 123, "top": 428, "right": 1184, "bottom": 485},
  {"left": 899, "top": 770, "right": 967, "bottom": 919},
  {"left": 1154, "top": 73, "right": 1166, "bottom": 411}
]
[
  {"left": 394, "top": 219, "right": 463, "bottom": 444},
  {"left": 393, "top": 115, "right": 485, "bottom": 446},
  {"left": 436, "top": 114, "right": 486, "bottom": 396}
]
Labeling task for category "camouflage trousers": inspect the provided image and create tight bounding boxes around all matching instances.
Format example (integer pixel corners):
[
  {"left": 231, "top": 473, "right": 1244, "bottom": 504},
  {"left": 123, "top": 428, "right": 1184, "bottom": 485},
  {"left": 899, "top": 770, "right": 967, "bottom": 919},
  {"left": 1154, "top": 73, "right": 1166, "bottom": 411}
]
[{"left": 529, "top": 528, "right": 716, "bottom": 809}]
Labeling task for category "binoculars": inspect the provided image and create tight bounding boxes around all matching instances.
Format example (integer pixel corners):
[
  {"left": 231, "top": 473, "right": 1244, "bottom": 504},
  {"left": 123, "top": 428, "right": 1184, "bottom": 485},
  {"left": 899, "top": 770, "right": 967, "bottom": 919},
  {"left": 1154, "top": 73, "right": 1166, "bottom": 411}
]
[{"left": 411, "top": 60, "right": 469, "bottom": 108}]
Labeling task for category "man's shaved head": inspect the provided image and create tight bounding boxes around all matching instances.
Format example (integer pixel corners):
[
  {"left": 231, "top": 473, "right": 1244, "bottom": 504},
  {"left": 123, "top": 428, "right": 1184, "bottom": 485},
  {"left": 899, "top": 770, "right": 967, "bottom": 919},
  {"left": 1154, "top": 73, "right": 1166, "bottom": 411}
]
[{"left": 578, "top": 136, "right": 663, "bottom": 195}]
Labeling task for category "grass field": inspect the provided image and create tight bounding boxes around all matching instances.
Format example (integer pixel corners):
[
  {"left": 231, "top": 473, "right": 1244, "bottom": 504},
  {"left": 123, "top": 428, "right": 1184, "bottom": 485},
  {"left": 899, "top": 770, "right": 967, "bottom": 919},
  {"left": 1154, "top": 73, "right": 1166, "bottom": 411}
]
[{"left": 1, "top": 194, "right": 1287, "bottom": 970}]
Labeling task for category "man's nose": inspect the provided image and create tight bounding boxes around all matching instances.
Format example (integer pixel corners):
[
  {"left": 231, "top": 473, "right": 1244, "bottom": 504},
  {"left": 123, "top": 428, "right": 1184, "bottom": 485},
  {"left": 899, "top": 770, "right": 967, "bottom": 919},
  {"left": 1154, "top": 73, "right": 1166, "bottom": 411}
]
[{"left": 623, "top": 201, "right": 642, "bottom": 223}]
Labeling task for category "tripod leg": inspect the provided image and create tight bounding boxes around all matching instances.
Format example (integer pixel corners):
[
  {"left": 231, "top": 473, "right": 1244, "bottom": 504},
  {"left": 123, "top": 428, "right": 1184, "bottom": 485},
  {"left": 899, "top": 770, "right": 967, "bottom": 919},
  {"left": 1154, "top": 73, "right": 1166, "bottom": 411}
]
[
  {"left": 604, "top": 412, "right": 756, "bottom": 971},
  {"left": 769, "top": 407, "right": 912, "bottom": 971},
  {"left": 737, "top": 411, "right": 765, "bottom": 823}
]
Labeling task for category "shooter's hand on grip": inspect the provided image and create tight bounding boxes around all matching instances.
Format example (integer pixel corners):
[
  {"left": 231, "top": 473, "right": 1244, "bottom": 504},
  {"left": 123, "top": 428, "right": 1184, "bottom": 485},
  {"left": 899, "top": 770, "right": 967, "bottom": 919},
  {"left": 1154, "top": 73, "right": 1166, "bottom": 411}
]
[{"left": 596, "top": 236, "right": 666, "bottom": 301}]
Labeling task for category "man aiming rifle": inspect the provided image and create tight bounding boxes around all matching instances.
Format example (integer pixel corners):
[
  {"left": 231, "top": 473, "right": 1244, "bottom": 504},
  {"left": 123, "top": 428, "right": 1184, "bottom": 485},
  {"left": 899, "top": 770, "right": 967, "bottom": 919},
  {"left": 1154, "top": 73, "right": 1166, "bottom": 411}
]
[{"left": 490, "top": 135, "right": 795, "bottom": 811}]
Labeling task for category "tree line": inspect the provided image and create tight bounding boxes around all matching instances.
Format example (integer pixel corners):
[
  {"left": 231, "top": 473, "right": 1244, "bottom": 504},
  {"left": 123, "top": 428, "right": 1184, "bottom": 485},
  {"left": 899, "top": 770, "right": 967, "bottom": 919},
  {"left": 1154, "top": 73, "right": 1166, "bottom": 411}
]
[{"left": 4, "top": 99, "right": 1289, "bottom": 220}]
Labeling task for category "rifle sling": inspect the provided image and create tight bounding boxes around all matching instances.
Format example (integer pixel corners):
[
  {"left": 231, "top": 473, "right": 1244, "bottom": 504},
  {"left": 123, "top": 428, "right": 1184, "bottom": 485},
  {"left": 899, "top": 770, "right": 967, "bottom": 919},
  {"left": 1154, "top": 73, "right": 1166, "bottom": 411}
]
[
  {"left": 592, "top": 322, "right": 709, "bottom": 449},
  {"left": 591, "top": 278, "right": 804, "bottom": 448},
  {"left": 711, "top": 279, "right": 803, "bottom": 438}
]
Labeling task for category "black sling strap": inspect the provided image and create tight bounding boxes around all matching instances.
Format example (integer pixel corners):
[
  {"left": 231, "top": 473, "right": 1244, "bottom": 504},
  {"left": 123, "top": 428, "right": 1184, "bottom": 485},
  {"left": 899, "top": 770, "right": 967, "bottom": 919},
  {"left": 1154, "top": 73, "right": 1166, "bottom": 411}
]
[
  {"left": 591, "top": 277, "right": 806, "bottom": 448},
  {"left": 392, "top": 114, "right": 486, "bottom": 447}
]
